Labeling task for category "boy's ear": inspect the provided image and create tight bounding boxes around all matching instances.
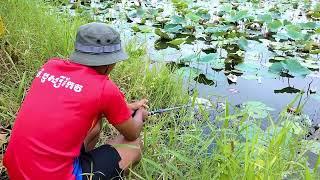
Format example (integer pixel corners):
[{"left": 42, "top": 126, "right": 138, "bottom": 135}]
[{"left": 105, "top": 64, "right": 116, "bottom": 74}]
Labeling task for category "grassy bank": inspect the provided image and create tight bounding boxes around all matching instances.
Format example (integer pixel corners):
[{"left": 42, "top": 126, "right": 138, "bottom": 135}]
[{"left": 0, "top": 0, "right": 319, "bottom": 179}]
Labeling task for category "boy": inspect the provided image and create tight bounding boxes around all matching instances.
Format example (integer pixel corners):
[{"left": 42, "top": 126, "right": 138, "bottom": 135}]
[{"left": 4, "top": 22, "right": 148, "bottom": 180}]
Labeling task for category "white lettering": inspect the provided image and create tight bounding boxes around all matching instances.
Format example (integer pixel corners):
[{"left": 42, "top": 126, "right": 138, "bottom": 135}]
[
  {"left": 37, "top": 70, "right": 84, "bottom": 92},
  {"left": 65, "top": 81, "right": 75, "bottom": 90},
  {"left": 73, "top": 84, "right": 83, "bottom": 93},
  {"left": 41, "top": 73, "right": 50, "bottom": 83},
  {"left": 36, "top": 68, "right": 44, "bottom": 78}
]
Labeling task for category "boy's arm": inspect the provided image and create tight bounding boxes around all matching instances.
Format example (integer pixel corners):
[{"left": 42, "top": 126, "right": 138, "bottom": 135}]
[
  {"left": 127, "top": 99, "right": 149, "bottom": 110},
  {"left": 113, "top": 107, "right": 148, "bottom": 141},
  {"left": 101, "top": 81, "right": 148, "bottom": 141}
]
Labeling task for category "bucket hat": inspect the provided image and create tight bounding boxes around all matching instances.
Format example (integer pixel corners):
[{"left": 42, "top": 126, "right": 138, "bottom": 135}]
[{"left": 70, "top": 22, "right": 128, "bottom": 66}]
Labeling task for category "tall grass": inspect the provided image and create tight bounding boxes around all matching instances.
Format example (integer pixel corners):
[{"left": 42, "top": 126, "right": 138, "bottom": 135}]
[
  {"left": 1, "top": 0, "right": 319, "bottom": 179},
  {"left": 0, "top": 0, "right": 88, "bottom": 126}
]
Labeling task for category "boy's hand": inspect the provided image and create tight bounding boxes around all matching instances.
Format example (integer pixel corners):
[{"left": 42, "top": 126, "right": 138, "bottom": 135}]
[
  {"left": 128, "top": 99, "right": 149, "bottom": 110},
  {"left": 136, "top": 107, "right": 149, "bottom": 121}
]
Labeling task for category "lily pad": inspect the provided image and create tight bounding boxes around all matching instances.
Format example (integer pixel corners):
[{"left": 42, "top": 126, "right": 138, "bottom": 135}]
[
  {"left": 226, "top": 10, "right": 249, "bottom": 22},
  {"left": 175, "top": 67, "right": 200, "bottom": 79},
  {"left": 285, "top": 24, "right": 304, "bottom": 40},
  {"left": 237, "top": 37, "right": 248, "bottom": 50},
  {"left": 196, "top": 8, "right": 210, "bottom": 20},
  {"left": 164, "top": 24, "right": 183, "bottom": 33},
  {"left": 199, "top": 53, "right": 219, "bottom": 63},
  {"left": 269, "top": 59, "right": 311, "bottom": 77},
  {"left": 273, "top": 32, "right": 289, "bottom": 40},
  {"left": 167, "top": 37, "right": 187, "bottom": 46},
  {"left": 258, "top": 14, "right": 272, "bottom": 23},
  {"left": 242, "top": 101, "right": 274, "bottom": 119},
  {"left": 180, "top": 53, "right": 199, "bottom": 63},
  {"left": 267, "top": 20, "right": 282, "bottom": 32},
  {"left": 220, "top": 4, "right": 233, "bottom": 13},
  {"left": 298, "top": 22, "right": 317, "bottom": 30},
  {"left": 186, "top": 12, "right": 201, "bottom": 22},
  {"left": 210, "top": 59, "right": 225, "bottom": 70},
  {"left": 274, "top": 87, "right": 301, "bottom": 94},
  {"left": 171, "top": 15, "right": 186, "bottom": 24},
  {"left": 154, "top": 28, "right": 173, "bottom": 40},
  {"left": 180, "top": 52, "right": 221, "bottom": 64},
  {"left": 205, "top": 25, "right": 232, "bottom": 34},
  {"left": 235, "top": 62, "right": 260, "bottom": 73},
  {"left": 132, "top": 24, "right": 153, "bottom": 33},
  {"left": 127, "top": 9, "right": 146, "bottom": 24}
]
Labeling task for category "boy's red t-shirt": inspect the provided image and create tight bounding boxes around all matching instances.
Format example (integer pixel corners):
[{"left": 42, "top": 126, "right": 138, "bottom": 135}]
[{"left": 4, "top": 58, "right": 132, "bottom": 180}]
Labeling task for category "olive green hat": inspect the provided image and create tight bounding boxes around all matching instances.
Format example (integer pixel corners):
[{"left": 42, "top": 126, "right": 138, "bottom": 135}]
[{"left": 70, "top": 22, "right": 128, "bottom": 66}]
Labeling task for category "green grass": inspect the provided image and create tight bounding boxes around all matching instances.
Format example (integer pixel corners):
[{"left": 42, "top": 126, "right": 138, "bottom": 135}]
[{"left": 1, "top": 0, "right": 319, "bottom": 179}]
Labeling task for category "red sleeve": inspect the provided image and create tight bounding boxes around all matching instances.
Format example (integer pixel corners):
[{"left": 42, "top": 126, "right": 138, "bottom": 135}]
[{"left": 100, "top": 80, "right": 131, "bottom": 125}]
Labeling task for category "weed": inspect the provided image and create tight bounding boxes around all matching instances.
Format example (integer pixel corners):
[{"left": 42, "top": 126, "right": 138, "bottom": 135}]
[{"left": 0, "top": 0, "right": 319, "bottom": 179}]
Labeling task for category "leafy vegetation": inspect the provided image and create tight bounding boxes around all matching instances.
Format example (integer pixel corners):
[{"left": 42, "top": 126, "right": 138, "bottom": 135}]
[{"left": 1, "top": 0, "right": 320, "bottom": 179}]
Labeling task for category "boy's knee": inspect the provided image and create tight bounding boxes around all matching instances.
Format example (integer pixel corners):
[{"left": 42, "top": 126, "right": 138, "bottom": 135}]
[
  {"left": 135, "top": 138, "right": 143, "bottom": 160},
  {"left": 91, "top": 120, "right": 102, "bottom": 135},
  {"left": 113, "top": 136, "right": 143, "bottom": 169}
]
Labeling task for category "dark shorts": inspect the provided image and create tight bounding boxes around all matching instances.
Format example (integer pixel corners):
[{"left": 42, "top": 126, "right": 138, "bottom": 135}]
[{"left": 75, "top": 144, "right": 123, "bottom": 180}]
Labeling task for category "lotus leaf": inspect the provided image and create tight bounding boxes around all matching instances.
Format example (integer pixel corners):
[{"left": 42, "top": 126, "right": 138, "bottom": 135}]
[
  {"left": 298, "top": 22, "right": 317, "bottom": 30},
  {"left": 267, "top": 20, "right": 282, "bottom": 32},
  {"left": 258, "top": 14, "right": 272, "bottom": 23},
  {"left": 269, "top": 59, "right": 311, "bottom": 77},
  {"left": 235, "top": 62, "right": 260, "bottom": 73},
  {"left": 205, "top": 25, "right": 232, "bottom": 33},
  {"left": 155, "top": 28, "right": 173, "bottom": 40},
  {"left": 237, "top": 37, "right": 248, "bottom": 50},
  {"left": 285, "top": 24, "right": 304, "bottom": 40},
  {"left": 186, "top": 12, "right": 201, "bottom": 22},
  {"left": 199, "top": 53, "right": 219, "bottom": 63},
  {"left": 180, "top": 53, "right": 199, "bottom": 63},
  {"left": 242, "top": 101, "right": 274, "bottom": 119},
  {"left": 131, "top": 24, "right": 152, "bottom": 33},
  {"left": 168, "top": 37, "right": 187, "bottom": 46},
  {"left": 171, "top": 15, "right": 186, "bottom": 24},
  {"left": 226, "top": 10, "right": 249, "bottom": 22},
  {"left": 164, "top": 24, "right": 183, "bottom": 33},
  {"left": 175, "top": 67, "right": 200, "bottom": 79},
  {"left": 210, "top": 59, "right": 225, "bottom": 70}
]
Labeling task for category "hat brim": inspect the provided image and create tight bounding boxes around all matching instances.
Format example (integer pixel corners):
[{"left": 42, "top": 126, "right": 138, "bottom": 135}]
[{"left": 69, "top": 48, "right": 129, "bottom": 66}]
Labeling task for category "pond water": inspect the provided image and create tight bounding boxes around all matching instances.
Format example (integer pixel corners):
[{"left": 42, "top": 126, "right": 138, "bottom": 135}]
[{"left": 58, "top": 0, "right": 320, "bottom": 123}]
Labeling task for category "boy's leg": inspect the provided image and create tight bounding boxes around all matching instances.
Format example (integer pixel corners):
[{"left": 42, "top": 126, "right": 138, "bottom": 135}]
[
  {"left": 80, "top": 123, "right": 143, "bottom": 179},
  {"left": 106, "top": 135, "right": 143, "bottom": 171},
  {"left": 83, "top": 120, "right": 143, "bottom": 169},
  {"left": 83, "top": 119, "right": 102, "bottom": 151}
]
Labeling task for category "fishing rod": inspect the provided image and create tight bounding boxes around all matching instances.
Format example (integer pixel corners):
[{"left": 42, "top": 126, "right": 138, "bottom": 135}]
[
  {"left": 132, "top": 97, "right": 213, "bottom": 117},
  {"left": 132, "top": 104, "right": 192, "bottom": 117},
  {"left": 148, "top": 104, "right": 192, "bottom": 116}
]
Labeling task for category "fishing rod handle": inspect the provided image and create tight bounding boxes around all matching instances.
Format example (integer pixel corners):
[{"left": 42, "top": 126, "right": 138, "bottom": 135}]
[{"left": 132, "top": 110, "right": 157, "bottom": 117}]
